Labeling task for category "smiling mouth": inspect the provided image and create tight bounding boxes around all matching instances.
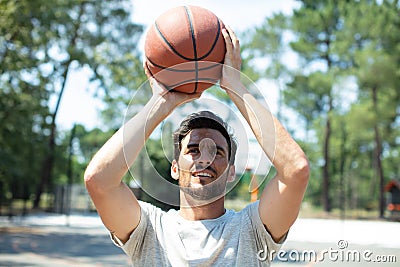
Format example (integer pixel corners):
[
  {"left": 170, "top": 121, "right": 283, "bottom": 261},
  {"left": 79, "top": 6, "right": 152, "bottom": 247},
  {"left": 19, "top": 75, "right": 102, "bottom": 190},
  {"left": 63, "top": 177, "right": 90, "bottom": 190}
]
[{"left": 192, "top": 172, "right": 213, "bottom": 178}]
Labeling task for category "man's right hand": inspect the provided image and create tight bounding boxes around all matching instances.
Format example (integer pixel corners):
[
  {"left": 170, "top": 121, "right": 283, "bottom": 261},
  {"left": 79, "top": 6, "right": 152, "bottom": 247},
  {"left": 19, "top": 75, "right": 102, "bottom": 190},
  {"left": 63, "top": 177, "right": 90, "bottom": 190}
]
[{"left": 144, "top": 60, "right": 202, "bottom": 114}]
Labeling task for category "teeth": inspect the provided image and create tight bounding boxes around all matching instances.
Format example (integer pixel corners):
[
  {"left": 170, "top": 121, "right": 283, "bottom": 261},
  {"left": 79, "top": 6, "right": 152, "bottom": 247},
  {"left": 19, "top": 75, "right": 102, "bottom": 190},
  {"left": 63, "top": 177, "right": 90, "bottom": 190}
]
[{"left": 195, "top": 172, "right": 212, "bottom": 177}]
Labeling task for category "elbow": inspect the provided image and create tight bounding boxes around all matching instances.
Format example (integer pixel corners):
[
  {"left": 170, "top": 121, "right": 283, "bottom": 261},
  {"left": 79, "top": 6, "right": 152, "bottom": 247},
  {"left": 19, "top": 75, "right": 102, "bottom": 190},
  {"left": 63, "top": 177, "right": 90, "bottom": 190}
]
[
  {"left": 83, "top": 168, "right": 94, "bottom": 186},
  {"left": 84, "top": 164, "right": 119, "bottom": 195},
  {"left": 84, "top": 166, "right": 101, "bottom": 193},
  {"left": 281, "top": 155, "right": 310, "bottom": 187},
  {"left": 294, "top": 156, "right": 310, "bottom": 185}
]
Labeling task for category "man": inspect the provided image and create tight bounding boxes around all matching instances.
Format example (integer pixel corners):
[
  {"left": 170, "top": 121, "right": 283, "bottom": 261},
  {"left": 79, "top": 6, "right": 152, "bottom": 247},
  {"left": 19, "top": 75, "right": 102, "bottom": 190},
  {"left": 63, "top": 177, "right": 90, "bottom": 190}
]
[{"left": 84, "top": 26, "right": 309, "bottom": 266}]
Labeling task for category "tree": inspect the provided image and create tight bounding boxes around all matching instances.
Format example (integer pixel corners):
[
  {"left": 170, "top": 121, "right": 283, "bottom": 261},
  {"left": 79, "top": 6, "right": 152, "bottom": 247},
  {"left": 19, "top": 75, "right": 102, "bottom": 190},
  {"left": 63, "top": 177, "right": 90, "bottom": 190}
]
[
  {"left": 242, "top": 0, "right": 400, "bottom": 217},
  {"left": 288, "top": 0, "right": 350, "bottom": 212},
  {"left": 354, "top": 50, "right": 397, "bottom": 216},
  {"left": 1, "top": 0, "right": 51, "bottom": 211},
  {"left": 340, "top": 0, "right": 400, "bottom": 217},
  {"left": 0, "top": 0, "right": 144, "bottom": 209}
]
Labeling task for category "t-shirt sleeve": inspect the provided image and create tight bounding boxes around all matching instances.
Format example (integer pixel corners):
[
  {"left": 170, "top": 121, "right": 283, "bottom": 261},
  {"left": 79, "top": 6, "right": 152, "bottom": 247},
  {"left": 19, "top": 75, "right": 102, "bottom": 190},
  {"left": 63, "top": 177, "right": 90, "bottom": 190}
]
[
  {"left": 109, "top": 201, "right": 151, "bottom": 255},
  {"left": 246, "top": 200, "right": 288, "bottom": 262}
]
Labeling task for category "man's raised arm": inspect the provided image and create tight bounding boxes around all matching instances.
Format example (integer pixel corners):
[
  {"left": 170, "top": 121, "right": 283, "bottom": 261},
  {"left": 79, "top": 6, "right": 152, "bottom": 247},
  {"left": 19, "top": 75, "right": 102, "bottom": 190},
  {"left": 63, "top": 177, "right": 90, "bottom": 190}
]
[
  {"left": 221, "top": 26, "right": 310, "bottom": 242},
  {"left": 84, "top": 76, "right": 200, "bottom": 243}
]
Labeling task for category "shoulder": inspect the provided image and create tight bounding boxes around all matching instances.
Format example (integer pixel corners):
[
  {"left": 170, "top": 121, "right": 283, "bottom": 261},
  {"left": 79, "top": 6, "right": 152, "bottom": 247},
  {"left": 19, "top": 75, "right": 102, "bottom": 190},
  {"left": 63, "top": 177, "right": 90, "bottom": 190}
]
[
  {"left": 138, "top": 201, "right": 172, "bottom": 222},
  {"left": 238, "top": 201, "right": 273, "bottom": 237},
  {"left": 238, "top": 200, "right": 260, "bottom": 219},
  {"left": 113, "top": 202, "right": 171, "bottom": 247},
  {"left": 138, "top": 200, "right": 161, "bottom": 213},
  {"left": 219, "top": 201, "right": 261, "bottom": 230},
  {"left": 242, "top": 201, "right": 288, "bottom": 244}
]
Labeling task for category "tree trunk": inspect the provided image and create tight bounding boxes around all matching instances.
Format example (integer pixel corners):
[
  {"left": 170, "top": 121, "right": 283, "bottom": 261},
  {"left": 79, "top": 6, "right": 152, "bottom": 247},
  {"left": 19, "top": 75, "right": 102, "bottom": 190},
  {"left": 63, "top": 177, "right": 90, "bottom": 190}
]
[
  {"left": 372, "top": 86, "right": 385, "bottom": 218},
  {"left": 322, "top": 39, "right": 333, "bottom": 213},
  {"left": 339, "top": 119, "right": 347, "bottom": 219},
  {"left": 33, "top": 3, "right": 84, "bottom": 209},
  {"left": 66, "top": 124, "right": 76, "bottom": 215},
  {"left": 33, "top": 62, "right": 72, "bottom": 209},
  {"left": 322, "top": 99, "right": 333, "bottom": 212},
  {"left": 33, "top": 123, "right": 56, "bottom": 209}
]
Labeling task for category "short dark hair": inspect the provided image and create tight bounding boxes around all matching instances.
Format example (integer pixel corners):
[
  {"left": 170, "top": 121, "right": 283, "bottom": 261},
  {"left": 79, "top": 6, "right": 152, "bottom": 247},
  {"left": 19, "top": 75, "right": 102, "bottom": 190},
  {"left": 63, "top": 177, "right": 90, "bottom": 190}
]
[{"left": 173, "top": 111, "right": 237, "bottom": 165}]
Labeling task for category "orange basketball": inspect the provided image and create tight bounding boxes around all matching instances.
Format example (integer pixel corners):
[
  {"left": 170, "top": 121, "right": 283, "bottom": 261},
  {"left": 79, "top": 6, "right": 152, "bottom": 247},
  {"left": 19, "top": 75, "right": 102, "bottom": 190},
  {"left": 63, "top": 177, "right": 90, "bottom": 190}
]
[{"left": 144, "top": 5, "right": 226, "bottom": 94}]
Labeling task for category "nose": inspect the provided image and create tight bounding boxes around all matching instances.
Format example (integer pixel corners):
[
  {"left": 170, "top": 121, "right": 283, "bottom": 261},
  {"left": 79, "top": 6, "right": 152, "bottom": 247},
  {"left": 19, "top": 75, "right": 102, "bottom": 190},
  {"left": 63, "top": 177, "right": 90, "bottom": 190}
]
[{"left": 196, "top": 138, "right": 217, "bottom": 167}]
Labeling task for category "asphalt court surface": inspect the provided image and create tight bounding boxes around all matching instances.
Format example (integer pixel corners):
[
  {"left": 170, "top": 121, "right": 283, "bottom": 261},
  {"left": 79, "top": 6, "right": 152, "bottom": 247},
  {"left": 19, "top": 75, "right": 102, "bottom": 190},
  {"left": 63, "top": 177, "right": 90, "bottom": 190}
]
[{"left": 1, "top": 214, "right": 399, "bottom": 266}]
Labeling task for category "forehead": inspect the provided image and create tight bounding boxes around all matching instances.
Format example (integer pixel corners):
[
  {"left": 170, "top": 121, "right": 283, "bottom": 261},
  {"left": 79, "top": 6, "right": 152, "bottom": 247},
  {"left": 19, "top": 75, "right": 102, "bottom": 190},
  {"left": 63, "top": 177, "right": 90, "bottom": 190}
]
[{"left": 181, "top": 128, "right": 228, "bottom": 148}]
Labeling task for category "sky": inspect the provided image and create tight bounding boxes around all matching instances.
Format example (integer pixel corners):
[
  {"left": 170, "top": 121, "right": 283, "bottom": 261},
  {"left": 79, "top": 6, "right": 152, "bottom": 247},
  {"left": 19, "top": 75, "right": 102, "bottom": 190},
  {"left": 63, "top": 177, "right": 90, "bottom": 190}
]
[
  {"left": 55, "top": 0, "right": 299, "bottom": 131},
  {"left": 133, "top": 0, "right": 298, "bottom": 32}
]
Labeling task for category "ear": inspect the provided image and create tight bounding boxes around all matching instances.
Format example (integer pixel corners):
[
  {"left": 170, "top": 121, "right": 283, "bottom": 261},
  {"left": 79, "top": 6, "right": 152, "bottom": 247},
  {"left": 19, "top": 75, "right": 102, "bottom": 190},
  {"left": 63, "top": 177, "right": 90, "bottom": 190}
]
[
  {"left": 227, "top": 165, "right": 236, "bottom": 183},
  {"left": 171, "top": 159, "right": 179, "bottom": 180}
]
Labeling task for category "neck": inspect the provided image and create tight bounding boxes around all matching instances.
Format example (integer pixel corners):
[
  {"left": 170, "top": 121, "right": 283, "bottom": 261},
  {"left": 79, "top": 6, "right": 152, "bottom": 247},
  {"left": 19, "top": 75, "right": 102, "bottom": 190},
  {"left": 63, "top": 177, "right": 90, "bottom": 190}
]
[{"left": 178, "top": 192, "right": 226, "bottom": 220}]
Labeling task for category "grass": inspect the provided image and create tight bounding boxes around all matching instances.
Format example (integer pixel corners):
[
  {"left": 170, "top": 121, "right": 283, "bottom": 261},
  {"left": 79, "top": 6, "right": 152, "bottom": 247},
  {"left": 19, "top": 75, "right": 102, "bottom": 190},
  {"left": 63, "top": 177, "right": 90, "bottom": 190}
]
[
  {"left": 298, "top": 202, "right": 383, "bottom": 220},
  {"left": 225, "top": 198, "right": 389, "bottom": 221},
  {"left": 2, "top": 197, "right": 394, "bottom": 221}
]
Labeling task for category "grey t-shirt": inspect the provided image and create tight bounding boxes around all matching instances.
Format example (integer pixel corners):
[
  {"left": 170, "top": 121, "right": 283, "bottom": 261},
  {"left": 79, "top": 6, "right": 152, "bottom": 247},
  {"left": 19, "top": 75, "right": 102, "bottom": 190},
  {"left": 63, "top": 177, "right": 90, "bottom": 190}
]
[{"left": 111, "top": 200, "right": 286, "bottom": 266}]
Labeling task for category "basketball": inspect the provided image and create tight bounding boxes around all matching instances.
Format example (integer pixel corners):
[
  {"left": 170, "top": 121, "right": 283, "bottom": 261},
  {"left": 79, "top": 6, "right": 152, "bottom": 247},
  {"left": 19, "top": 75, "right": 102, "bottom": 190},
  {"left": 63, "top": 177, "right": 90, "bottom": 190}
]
[{"left": 144, "top": 5, "right": 226, "bottom": 94}]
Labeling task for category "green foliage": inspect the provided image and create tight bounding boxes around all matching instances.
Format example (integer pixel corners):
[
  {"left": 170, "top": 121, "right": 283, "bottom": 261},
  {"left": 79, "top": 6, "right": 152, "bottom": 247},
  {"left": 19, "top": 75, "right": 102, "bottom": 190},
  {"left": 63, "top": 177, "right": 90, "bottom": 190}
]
[
  {"left": 0, "top": 0, "right": 144, "bottom": 210},
  {"left": 243, "top": 0, "right": 400, "bottom": 215},
  {"left": 1, "top": 0, "right": 399, "bottom": 217}
]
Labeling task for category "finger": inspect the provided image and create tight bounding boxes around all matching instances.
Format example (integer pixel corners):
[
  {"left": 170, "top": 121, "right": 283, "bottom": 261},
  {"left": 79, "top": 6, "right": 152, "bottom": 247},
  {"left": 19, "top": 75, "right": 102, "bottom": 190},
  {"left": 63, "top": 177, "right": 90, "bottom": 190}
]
[
  {"left": 143, "top": 60, "right": 154, "bottom": 79},
  {"left": 222, "top": 28, "right": 233, "bottom": 54},
  {"left": 225, "top": 25, "right": 235, "bottom": 38},
  {"left": 225, "top": 25, "right": 240, "bottom": 50}
]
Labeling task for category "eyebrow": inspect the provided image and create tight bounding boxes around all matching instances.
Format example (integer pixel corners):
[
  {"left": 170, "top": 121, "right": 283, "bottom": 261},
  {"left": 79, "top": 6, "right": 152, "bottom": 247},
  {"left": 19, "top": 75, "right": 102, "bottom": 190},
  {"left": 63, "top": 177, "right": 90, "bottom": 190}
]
[{"left": 186, "top": 143, "right": 227, "bottom": 154}]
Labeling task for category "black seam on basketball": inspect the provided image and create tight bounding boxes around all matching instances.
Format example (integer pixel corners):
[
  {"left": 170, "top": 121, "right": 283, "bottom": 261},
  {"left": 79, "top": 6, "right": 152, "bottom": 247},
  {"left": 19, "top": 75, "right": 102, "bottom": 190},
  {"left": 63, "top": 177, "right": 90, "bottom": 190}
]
[
  {"left": 147, "top": 58, "right": 221, "bottom": 72},
  {"left": 154, "top": 21, "right": 194, "bottom": 61},
  {"left": 184, "top": 6, "right": 199, "bottom": 93},
  {"left": 145, "top": 59, "right": 154, "bottom": 76},
  {"left": 172, "top": 63, "right": 220, "bottom": 72},
  {"left": 146, "top": 57, "right": 168, "bottom": 70},
  {"left": 198, "top": 18, "right": 222, "bottom": 61},
  {"left": 167, "top": 77, "right": 219, "bottom": 88}
]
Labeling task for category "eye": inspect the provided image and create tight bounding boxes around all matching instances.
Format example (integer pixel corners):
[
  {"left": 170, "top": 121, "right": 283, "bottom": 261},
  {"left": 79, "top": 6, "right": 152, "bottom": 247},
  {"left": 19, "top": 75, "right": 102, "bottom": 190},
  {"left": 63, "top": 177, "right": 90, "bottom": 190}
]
[
  {"left": 216, "top": 149, "right": 225, "bottom": 157},
  {"left": 188, "top": 147, "right": 200, "bottom": 154}
]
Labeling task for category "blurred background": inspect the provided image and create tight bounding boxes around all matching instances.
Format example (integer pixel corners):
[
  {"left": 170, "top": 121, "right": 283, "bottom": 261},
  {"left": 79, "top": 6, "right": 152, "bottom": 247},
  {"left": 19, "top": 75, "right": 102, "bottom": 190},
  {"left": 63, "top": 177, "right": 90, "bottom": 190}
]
[{"left": 1, "top": 0, "right": 399, "bottom": 266}]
